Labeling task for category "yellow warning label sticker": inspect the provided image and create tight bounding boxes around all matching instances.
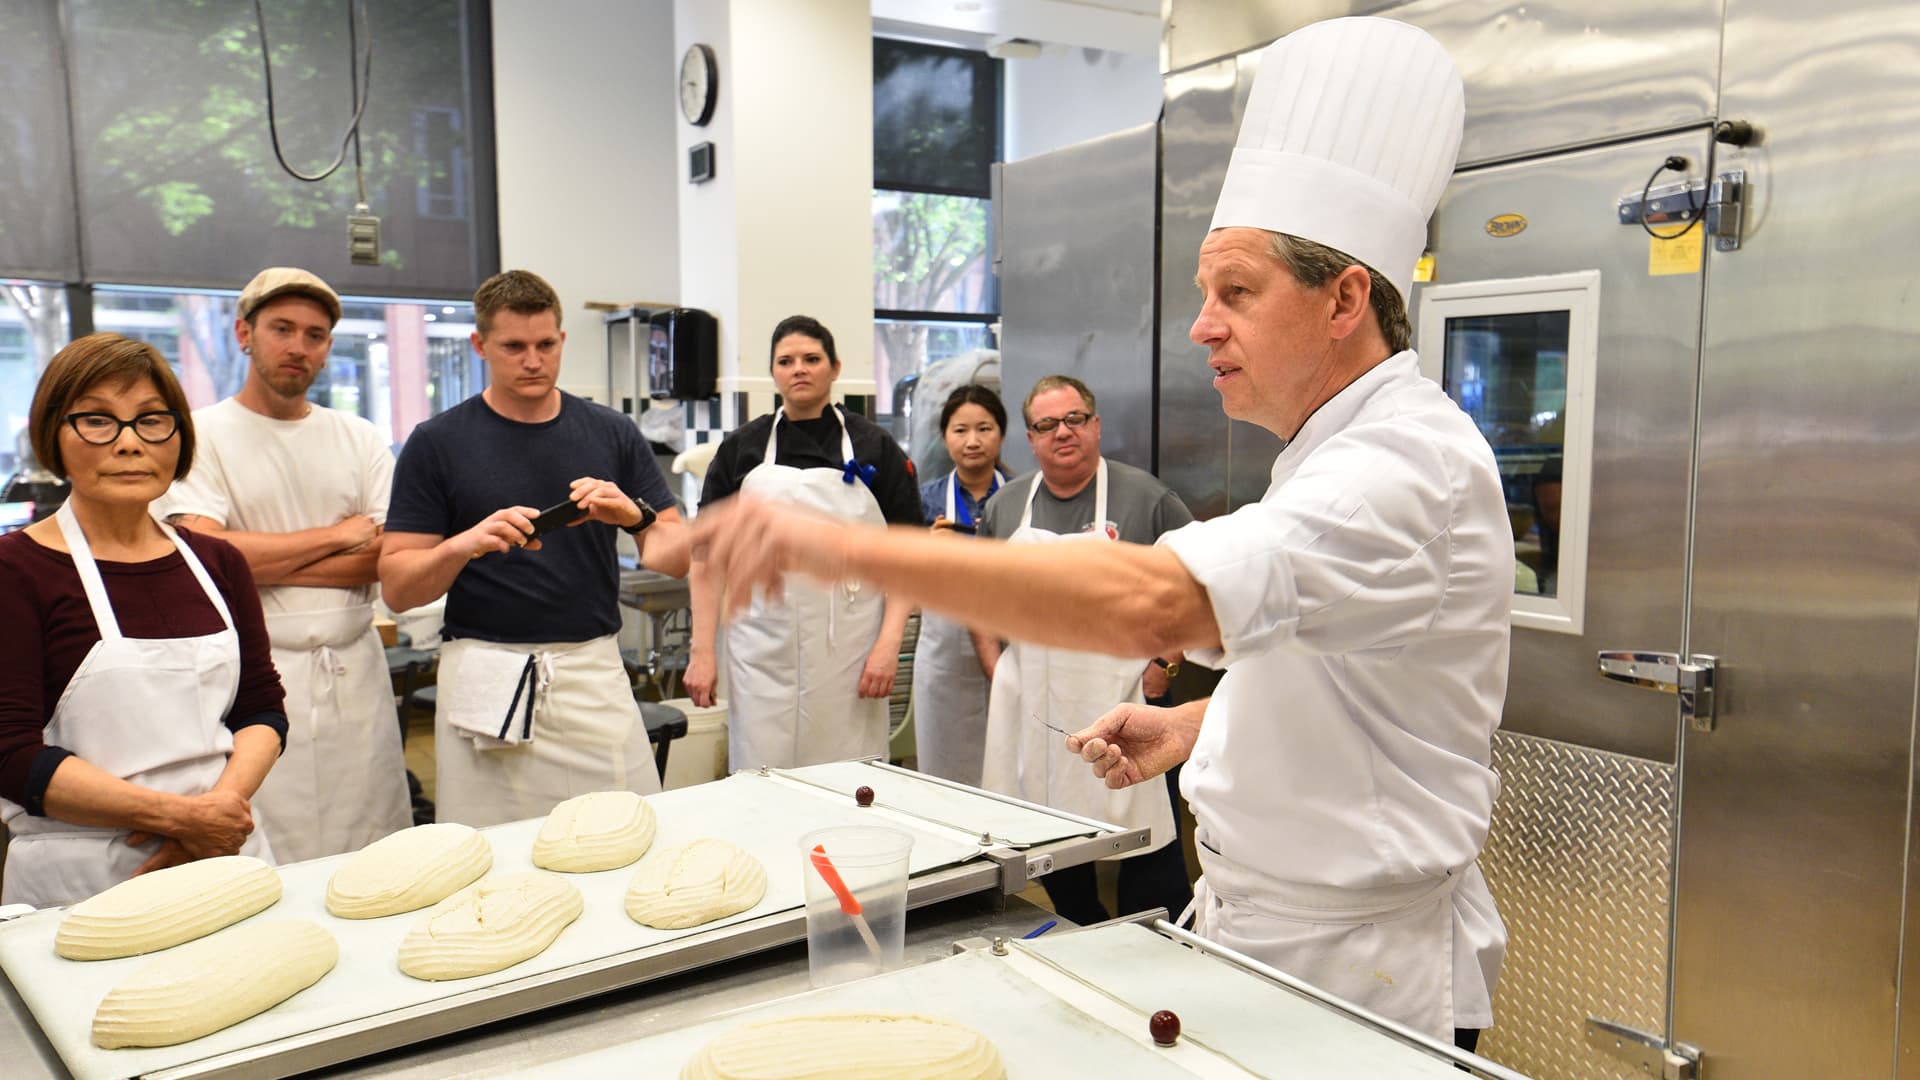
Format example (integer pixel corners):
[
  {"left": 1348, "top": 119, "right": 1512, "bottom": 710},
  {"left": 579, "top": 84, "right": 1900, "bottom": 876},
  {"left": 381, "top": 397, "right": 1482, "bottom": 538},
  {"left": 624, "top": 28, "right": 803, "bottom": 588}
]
[{"left": 1648, "top": 227, "right": 1704, "bottom": 276}]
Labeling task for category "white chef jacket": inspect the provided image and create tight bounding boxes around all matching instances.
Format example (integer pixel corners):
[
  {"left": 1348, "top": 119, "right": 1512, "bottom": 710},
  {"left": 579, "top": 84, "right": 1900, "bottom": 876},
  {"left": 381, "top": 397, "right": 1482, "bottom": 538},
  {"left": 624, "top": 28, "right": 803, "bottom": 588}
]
[{"left": 1159, "top": 349, "right": 1512, "bottom": 1030}]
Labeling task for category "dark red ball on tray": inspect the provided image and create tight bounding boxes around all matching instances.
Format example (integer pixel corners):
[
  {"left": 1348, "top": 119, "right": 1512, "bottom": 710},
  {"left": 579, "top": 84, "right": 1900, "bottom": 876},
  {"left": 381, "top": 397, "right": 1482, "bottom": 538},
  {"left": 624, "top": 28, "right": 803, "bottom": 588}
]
[
  {"left": 1149, "top": 1009, "right": 1180, "bottom": 1046},
  {"left": 854, "top": 785, "right": 875, "bottom": 807}
]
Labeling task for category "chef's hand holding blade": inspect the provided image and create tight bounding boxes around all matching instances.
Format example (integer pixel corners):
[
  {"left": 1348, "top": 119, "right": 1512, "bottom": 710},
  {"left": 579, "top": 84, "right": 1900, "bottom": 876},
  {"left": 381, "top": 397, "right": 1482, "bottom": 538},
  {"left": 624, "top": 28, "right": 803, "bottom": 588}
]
[{"left": 1068, "top": 699, "right": 1209, "bottom": 791}]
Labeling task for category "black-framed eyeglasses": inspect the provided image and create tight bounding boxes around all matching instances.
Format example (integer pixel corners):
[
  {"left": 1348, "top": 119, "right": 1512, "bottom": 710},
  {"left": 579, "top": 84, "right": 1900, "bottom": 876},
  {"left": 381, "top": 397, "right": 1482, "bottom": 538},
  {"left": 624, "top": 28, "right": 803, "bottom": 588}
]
[
  {"left": 65, "top": 411, "right": 181, "bottom": 446},
  {"left": 1028, "top": 410, "right": 1093, "bottom": 434}
]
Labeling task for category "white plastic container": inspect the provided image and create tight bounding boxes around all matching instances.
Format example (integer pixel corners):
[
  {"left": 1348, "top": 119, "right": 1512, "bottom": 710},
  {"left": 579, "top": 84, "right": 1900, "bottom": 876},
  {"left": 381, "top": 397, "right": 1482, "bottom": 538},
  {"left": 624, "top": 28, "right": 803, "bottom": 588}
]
[{"left": 657, "top": 697, "right": 729, "bottom": 790}]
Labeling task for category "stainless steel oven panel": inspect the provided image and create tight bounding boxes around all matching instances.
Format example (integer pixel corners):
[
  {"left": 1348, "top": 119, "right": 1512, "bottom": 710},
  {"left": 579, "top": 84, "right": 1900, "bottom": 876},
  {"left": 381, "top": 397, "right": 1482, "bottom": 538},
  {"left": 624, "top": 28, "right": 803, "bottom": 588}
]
[
  {"left": 1675, "top": 0, "right": 1920, "bottom": 1075},
  {"left": 1164, "top": 0, "right": 1720, "bottom": 168},
  {"left": 999, "top": 123, "right": 1159, "bottom": 476},
  {"left": 1163, "top": 0, "right": 1395, "bottom": 74},
  {"left": 1416, "top": 130, "right": 1711, "bottom": 763},
  {"left": 1156, "top": 57, "right": 1239, "bottom": 519}
]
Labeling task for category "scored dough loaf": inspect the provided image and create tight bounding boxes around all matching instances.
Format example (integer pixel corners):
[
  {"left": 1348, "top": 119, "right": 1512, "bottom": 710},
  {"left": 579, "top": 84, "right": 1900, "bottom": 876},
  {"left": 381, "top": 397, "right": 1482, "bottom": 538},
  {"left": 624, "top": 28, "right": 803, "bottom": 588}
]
[
  {"left": 326, "top": 823, "right": 493, "bottom": 919},
  {"left": 397, "top": 872, "right": 584, "bottom": 981},
  {"left": 624, "top": 839, "right": 768, "bottom": 930},
  {"left": 91, "top": 919, "right": 337, "bottom": 1049},
  {"left": 532, "top": 790, "right": 657, "bottom": 872},
  {"left": 56, "top": 855, "right": 280, "bottom": 961},
  {"left": 680, "top": 1013, "right": 1006, "bottom": 1080}
]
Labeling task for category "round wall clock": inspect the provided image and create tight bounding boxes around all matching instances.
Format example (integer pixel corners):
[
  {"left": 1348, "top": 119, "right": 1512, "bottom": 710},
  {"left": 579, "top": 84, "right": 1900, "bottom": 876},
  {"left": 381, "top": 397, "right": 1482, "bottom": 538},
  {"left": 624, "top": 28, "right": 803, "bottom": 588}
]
[{"left": 680, "top": 43, "right": 718, "bottom": 127}]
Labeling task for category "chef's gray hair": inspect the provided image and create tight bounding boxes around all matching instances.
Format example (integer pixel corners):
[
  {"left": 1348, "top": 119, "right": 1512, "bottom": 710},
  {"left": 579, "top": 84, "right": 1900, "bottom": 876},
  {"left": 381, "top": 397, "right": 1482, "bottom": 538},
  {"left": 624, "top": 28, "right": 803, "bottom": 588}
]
[{"left": 1265, "top": 232, "right": 1411, "bottom": 354}]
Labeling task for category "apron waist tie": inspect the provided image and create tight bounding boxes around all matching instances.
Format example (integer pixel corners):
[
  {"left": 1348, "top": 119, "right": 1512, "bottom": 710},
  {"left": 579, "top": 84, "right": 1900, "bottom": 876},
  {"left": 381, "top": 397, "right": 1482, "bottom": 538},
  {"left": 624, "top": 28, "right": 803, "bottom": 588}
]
[{"left": 305, "top": 641, "right": 347, "bottom": 734}]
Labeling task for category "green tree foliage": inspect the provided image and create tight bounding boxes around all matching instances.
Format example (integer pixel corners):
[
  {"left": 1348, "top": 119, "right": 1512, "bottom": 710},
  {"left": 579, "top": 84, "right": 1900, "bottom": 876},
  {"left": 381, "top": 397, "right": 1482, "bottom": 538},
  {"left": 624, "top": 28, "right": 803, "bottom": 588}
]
[{"left": 69, "top": 0, "right": 468, "bottom": 269}]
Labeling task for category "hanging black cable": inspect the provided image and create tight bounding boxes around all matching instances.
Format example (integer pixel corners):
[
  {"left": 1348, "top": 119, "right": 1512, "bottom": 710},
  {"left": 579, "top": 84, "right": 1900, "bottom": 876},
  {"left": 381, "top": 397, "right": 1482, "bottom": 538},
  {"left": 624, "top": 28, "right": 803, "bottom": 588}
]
[
  {"left": 1639, "top": 156, "right": 1703, "bottom": 241},
  {"left": 254, "top": 0, "right": 373, "bottom": 191},
  {"left": 346, "top": 0, "right": 366, "bottom": 205}
]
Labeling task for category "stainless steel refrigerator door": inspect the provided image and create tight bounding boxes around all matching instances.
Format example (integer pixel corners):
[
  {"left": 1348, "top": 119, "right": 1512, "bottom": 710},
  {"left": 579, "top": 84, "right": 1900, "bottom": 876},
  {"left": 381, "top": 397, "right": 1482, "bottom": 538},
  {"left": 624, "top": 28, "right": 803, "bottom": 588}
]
[
  {"left": 997, "top": 123, "right": 1159, "bottom": 477},
  {"left": 1678, "top": 1, "right": 1920, "bottom": 1076},
  {"left": 1414, "top": 129, "right": 1712, "bottom": 1080},
  {"left": 1418, "top": 130, "right": 1712, "bottom": 765}
]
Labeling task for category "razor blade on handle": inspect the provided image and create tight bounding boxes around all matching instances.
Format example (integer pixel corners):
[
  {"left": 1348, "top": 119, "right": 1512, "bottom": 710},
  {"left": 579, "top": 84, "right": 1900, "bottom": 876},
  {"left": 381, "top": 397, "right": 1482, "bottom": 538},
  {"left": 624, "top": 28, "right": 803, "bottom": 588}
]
[{"left": 809, "top": 843, "right": 883, "bottom": 961}]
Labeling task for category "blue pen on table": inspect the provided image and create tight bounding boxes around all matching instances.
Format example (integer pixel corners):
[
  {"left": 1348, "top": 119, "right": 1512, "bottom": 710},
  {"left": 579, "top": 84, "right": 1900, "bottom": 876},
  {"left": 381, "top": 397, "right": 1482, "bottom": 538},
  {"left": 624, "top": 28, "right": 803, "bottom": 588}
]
[{"left": 1022, "top": 920, "right": 1057, "bottom": 940}]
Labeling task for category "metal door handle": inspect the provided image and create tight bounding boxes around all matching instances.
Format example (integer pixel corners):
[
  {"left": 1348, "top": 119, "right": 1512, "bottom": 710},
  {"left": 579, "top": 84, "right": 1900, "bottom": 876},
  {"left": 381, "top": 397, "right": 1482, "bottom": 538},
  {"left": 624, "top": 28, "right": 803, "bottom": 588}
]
[{"left": 1597, "top": 651, "right": 1718, "bottom": 731}]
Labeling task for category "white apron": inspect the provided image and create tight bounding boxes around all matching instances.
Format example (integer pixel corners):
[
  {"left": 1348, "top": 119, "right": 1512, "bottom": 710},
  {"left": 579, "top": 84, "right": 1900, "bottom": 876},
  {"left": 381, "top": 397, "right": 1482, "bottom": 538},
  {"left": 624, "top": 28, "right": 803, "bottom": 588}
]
[
  {"left": 724, "top": 406, "right": 889, "bottom": 772},
  {"left": 1187, "top": 830, "right": 1496, "bottom": 1040},
  {"left": 434, "top": 633, "right": 661, "bottom": 828},
  {"left": 252, "top": 606, "right": 411, "bottom": 863},
  {"left": 909, "top": 469, "right": 1007, "bottom": 785},
  {"left": 981, "top": 460, "right": 1175, "bottom": 854},
  {"left": 0, "top": 504, "right": 272, "bottom": 907}
]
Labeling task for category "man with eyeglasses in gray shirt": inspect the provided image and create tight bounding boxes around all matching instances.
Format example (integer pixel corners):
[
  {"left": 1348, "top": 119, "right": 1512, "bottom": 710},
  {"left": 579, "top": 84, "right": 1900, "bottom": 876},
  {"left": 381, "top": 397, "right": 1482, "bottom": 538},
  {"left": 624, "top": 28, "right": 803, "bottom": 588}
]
[{"left": 969, "top": 374, "right": 1194, "bottom": 928}]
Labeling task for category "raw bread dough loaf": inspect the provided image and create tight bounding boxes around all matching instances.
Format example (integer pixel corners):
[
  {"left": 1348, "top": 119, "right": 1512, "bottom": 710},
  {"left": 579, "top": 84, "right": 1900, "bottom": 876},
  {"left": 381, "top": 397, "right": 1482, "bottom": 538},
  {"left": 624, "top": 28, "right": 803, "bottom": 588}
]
[
  {"left": 532, "top": 790, "right": 657, "bottom": 872},
  {"left": 56, "top": 855, "right": 280, "bottom": 961},
  {"left": 326, "top": 823, "right": 492, "bottom": 919},
  {"left": 397, "top": 872, "right": 583, "bottom": 981},
  {"left": 680, "top": 1013, "right": 1005, "bottom": 1080},
  {"left": 91, "top": 919, "right": 337, "bottom": 1049},
  {"left": 624, "top": 839, "right": 767, "bottom": 929}
]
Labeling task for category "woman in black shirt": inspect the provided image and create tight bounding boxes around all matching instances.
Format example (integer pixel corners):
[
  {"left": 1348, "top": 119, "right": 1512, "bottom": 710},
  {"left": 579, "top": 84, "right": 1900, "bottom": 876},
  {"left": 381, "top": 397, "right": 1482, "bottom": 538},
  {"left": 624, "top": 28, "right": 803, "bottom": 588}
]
[{"left": 685, "top": 316, "right": 921, "bottom": 771}]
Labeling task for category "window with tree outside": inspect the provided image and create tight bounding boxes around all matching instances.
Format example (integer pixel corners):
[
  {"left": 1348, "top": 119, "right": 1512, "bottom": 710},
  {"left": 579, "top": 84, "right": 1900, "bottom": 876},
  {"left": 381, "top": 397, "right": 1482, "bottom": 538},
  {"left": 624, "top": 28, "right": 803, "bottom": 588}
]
[
  {"left": 872, "top": 37, "right": 1001, "bottom": 475},
  {"left": 0, "top": 0, "right": 496, "bottom": 508}
]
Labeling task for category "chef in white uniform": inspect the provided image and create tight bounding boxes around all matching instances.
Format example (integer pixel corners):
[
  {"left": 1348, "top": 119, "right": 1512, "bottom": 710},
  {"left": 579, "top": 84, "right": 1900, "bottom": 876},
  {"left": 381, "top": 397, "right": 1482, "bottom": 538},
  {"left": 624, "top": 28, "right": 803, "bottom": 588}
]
[
  {"left": 689, "top": 17, "right": 1508, "bottom": 1047},
  {"left": 160, "top": 268, "right": 412, "bottom": 862}
]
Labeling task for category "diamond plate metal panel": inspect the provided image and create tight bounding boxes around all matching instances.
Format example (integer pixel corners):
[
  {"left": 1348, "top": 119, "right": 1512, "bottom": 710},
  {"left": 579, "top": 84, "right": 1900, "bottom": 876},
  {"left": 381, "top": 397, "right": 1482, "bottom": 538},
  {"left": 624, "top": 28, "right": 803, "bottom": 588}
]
[{"left": 1478, "top": 732, "right": 1674, "bottom": 1080}]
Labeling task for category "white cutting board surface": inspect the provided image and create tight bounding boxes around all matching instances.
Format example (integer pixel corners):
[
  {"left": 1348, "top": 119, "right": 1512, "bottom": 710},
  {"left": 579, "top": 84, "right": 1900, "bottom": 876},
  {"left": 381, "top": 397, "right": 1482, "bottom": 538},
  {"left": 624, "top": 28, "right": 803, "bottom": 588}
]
[
  {"left": 518, "top": 923, "right": 1468, "bottom": 1078},
  {"left": 780, "top": 761, "right": 1108, "bottom": 847},
  {"left": 0, "top": 770, "right": 1002, "bottom": 1080},
  {"left": 1025, "top": 923, "right": 1467, "bottom": 1077},
  {"left": 518, "top": 948, "right": 1204, "bottom": 1079}
]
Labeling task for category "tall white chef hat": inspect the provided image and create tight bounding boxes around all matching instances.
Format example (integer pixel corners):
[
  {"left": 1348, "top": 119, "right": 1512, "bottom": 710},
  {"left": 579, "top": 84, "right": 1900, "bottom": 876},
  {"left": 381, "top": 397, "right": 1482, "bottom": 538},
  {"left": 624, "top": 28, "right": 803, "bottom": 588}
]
[{"left": 1209, "top": 17, "right": 1465, "bottom": 300}]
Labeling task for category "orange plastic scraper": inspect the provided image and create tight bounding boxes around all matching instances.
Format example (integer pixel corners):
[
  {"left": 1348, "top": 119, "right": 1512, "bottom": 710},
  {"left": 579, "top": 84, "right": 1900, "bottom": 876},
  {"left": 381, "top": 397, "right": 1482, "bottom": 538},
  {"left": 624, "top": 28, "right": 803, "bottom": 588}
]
[{"left": 809, "top": 843, "right": 883, "bottom": 961}]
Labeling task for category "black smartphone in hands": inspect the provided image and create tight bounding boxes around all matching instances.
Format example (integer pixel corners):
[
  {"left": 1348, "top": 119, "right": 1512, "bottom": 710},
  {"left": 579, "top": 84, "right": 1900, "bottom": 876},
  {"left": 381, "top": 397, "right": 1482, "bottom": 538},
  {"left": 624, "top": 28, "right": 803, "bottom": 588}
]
[{"left": 526, "top": 499, "right": 589, "bottom": 540}]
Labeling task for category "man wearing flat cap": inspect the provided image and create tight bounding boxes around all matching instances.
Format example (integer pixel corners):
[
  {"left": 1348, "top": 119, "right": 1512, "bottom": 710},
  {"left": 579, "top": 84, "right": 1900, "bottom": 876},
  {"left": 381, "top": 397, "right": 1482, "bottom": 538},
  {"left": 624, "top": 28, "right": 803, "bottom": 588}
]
[
  {"left": 692, "top": 17, "right": 1508, "bottom": 1045},
  {"left": 160, "top": 267, "right": 412, "bottom": 863}
]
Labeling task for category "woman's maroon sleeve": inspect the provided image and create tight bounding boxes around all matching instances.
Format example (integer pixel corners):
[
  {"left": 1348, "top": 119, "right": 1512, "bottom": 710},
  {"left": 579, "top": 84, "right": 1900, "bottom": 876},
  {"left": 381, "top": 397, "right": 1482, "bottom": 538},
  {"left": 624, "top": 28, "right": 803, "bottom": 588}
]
[{"left": 0, "top": 542, "right": 59, "bottom": 808}]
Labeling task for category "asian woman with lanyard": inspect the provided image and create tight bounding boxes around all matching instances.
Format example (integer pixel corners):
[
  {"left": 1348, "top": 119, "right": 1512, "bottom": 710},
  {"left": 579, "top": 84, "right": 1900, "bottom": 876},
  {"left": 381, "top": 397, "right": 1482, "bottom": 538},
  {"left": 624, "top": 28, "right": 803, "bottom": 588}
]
[{"left": 911, "top": 385, "right": 1010, "bottom": 783}]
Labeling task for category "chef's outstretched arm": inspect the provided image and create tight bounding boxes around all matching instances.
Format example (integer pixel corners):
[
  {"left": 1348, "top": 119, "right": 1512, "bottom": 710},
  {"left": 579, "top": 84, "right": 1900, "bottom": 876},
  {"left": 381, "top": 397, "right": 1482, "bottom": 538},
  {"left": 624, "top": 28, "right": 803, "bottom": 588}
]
[
  {"left": 692, "top": 497, "right": 1220, "bottom": 661},
  {"left": 1068, "top": 698, "right": 1209, "bottom": 790}
]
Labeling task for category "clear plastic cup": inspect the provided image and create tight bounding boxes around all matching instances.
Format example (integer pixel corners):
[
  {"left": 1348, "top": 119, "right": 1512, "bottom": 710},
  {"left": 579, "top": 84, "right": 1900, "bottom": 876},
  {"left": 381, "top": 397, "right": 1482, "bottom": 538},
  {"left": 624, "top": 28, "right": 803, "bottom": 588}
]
[{"left": 799, "top": 825, "right": 913, "bottom": 988}]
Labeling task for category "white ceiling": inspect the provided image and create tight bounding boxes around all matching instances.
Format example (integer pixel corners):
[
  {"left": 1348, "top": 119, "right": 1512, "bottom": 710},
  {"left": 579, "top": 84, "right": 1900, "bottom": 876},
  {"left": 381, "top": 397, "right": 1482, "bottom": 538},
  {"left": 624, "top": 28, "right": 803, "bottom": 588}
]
[{"left": 872, "top": 0, "right": 1161, "bottom": 56}]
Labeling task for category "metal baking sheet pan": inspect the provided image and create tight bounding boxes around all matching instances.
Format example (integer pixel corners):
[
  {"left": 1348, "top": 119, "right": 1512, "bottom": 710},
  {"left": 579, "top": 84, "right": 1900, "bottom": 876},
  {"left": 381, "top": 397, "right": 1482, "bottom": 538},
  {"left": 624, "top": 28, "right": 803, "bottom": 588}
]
[
  {"left": 516, "top": 921, "right": 1471, "bottom": 1078},
  {"left": 0, "top": 764, "right": 1129, "bottom": 1080}
]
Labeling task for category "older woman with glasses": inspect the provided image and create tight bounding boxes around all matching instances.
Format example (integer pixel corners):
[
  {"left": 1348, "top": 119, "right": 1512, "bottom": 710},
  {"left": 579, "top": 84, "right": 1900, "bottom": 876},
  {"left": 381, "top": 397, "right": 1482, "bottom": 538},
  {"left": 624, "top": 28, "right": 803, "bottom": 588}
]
[{"left": 0, "top": 333, "right": 286, "bottom": 907}]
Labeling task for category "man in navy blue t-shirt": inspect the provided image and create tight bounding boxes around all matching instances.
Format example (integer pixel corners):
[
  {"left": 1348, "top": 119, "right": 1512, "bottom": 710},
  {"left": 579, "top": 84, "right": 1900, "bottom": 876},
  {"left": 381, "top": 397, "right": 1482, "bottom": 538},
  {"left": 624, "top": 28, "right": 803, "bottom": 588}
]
[{"left": 380, "top": 270, "right": 689, "bottom": 826}]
